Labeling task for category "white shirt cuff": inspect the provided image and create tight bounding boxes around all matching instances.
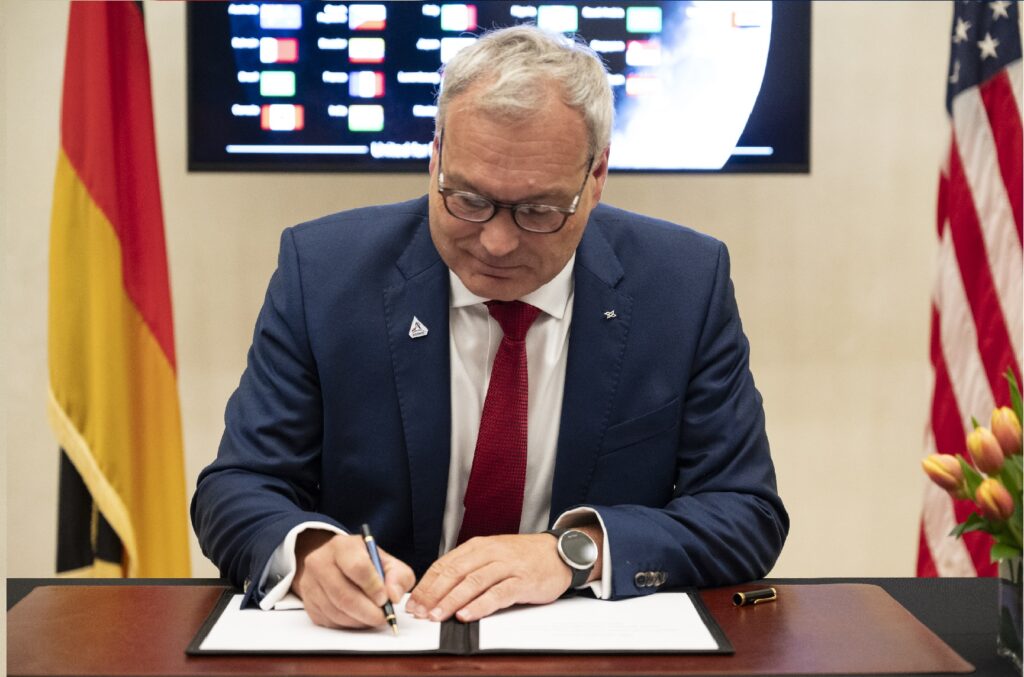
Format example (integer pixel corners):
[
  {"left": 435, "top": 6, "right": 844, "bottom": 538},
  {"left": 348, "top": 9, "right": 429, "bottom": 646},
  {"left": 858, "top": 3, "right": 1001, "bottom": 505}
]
[
  {"left": 257, "top": 521, "right": 346, "bottom": 610},
  {"left": 553, "top": 507, "right": 612, "bottom": 600}
]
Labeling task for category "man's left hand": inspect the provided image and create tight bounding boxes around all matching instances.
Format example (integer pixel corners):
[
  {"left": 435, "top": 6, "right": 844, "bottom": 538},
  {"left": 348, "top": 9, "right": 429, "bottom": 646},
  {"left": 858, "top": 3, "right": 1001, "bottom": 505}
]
[{"left": 406, "top": 533, "right": 577, "bottom": 622}]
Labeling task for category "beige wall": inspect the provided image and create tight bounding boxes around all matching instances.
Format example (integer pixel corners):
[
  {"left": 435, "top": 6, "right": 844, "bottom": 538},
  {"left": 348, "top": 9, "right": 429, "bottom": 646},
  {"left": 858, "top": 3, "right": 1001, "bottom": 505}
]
[{"left": 3, "top": 1, "right": 954, "bottom": 580}]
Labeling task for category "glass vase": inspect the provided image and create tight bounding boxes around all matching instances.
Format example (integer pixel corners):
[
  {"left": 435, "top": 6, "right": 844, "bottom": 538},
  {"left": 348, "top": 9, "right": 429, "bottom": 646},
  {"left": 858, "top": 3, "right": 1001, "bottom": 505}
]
[{"left": 998, "top": 556, "right": 1023, "bottom": 670}]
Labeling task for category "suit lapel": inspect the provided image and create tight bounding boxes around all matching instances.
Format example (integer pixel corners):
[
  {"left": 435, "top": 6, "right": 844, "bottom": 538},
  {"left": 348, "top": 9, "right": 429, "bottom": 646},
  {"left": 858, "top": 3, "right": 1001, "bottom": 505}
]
[
  {"left": 551, "top": 220, "right": 633, "bottom": 519},
  {"left": 383, "top": 217, "right": 451, "bottom": 573}
]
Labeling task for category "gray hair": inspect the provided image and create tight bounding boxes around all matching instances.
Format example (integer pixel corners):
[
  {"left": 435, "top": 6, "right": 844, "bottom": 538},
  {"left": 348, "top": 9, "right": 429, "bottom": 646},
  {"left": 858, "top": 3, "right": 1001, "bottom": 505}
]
[{"left": 435, "top": 25, "right": 613, "bottom": 159}]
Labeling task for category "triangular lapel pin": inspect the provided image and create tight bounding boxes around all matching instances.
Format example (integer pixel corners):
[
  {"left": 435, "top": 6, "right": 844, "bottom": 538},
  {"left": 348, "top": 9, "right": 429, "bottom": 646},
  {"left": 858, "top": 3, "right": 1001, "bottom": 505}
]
[{"left": 408, "top": 316, "right": 429, "bottom": 339}]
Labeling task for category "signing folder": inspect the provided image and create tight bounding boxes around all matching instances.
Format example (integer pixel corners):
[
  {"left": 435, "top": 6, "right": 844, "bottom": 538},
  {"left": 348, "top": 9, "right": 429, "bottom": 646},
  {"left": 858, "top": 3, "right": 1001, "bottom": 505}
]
[{"left": 187, "top": 591, "right": 733, "bottom": 655}]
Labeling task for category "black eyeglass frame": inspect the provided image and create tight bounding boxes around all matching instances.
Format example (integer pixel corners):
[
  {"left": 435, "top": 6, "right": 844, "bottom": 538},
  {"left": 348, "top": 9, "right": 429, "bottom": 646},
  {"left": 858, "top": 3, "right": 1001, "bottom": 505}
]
[{"left": 435, "top": 129, "right": 595, "bottom": 234}]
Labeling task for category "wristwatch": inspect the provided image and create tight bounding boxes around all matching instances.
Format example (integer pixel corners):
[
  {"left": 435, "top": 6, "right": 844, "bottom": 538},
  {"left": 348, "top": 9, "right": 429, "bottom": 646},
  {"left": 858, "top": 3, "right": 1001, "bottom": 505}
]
[{"left": 545, "top": 528, "right": 598, "bottom": 590}]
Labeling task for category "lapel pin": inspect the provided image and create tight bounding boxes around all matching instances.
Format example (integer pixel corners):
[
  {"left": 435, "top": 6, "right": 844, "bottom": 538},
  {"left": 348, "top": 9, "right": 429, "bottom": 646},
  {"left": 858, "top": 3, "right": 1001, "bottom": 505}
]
[
  {"left": 408, "top": 316, "right": 429, "bottom": 339},
  {"left": 603, "top": 310, "right": 617, "bottom": 320}
]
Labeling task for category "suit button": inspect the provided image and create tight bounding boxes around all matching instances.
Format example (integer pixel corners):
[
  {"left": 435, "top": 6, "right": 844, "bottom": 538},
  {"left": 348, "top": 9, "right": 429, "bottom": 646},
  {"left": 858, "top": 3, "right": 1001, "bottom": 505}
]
[
  {"left": 634, "top": 572, "right": 649, "bottom": 587},
  {"left": 654, "top": 572, "right": 667, "bottom": 587}
]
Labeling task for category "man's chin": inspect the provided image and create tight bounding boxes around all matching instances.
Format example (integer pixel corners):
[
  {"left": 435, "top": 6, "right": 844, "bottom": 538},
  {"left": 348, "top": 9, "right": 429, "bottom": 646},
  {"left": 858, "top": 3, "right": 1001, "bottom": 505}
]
[{"left": 463, "top": 272, "right": 531, "bottom": 302}]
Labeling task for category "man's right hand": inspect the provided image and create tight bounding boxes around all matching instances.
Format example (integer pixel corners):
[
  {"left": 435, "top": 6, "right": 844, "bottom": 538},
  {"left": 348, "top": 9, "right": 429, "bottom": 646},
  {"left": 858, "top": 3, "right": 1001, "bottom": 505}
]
[{"left": 291, "top": 530, "right": 416, "bottom": 629}]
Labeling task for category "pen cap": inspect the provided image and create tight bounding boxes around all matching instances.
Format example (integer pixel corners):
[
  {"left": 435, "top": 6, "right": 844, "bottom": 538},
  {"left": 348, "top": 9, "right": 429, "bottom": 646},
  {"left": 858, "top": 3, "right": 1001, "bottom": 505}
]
[{"left": 732, "top": 587, "right": 777, "bottom": 606}]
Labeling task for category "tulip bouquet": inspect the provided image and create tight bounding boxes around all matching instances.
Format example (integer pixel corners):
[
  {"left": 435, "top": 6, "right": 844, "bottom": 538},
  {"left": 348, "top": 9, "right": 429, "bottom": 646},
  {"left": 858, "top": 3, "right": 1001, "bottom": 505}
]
[{"left": 922, "top": 369, "right": 1023, "bottom": 561}]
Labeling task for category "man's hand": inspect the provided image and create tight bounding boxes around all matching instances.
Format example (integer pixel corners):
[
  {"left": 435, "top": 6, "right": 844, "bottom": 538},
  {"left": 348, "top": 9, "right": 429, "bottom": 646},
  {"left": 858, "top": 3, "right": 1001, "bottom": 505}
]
[
  {"left": 291, "top": 530, "right": 416, "bottom": 629},
  {"left": 406, "top": 529, "right": 602, "bottom": 623}
]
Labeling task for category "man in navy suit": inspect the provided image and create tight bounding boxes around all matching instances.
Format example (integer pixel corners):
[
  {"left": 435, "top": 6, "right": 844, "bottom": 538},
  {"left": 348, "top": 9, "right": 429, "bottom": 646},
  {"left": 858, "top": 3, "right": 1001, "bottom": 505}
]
[{"left": 192, "top": 25, "right": 788, "bottom": 630}]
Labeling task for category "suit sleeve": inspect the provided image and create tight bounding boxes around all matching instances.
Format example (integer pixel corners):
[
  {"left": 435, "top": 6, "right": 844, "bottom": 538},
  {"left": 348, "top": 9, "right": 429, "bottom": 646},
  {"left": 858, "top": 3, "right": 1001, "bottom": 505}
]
[
  {"left": 593, "top": 242, "right": 788, "bottom": 597},
  {"left": 191, "top": 228, "right": 344, "bottom": 605}
]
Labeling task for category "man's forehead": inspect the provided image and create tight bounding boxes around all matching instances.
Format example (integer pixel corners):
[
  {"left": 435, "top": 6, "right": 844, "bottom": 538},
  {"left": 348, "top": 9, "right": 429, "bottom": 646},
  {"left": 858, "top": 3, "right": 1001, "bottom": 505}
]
[
  {"left": 441, "top": 133, "right": 588, "bottom": 201},
  {"left": 442, "top": 102, "right": 588, "bottom": 165}
]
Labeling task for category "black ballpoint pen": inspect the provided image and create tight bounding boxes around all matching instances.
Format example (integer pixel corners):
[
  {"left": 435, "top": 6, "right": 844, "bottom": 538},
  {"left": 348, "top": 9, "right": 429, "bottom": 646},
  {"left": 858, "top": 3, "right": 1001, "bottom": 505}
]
[{"left": 361, "top": 523, "right": 399, "bottom": 635}]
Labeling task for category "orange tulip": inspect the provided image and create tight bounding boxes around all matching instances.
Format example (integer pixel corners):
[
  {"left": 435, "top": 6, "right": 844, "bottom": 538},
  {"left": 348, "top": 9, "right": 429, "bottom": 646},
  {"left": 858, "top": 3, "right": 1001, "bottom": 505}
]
[
  {"left": 991, "top": 407, "right": 1022, "bottom": 457},
  {"left": 921, "top": 454, "right": 965, "bottom": 495},
  {"left": 975, "top": 478, "right": 1015, "bottom": 521},
  {"left": 966, "top": 426, "right": 1004, "bottom": 475}
]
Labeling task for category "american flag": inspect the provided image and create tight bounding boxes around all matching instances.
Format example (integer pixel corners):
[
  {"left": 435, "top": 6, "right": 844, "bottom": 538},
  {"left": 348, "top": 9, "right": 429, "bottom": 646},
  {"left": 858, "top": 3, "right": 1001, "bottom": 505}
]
[{"left": 918, "top": 1, "right": 1023, "bottom": 577}]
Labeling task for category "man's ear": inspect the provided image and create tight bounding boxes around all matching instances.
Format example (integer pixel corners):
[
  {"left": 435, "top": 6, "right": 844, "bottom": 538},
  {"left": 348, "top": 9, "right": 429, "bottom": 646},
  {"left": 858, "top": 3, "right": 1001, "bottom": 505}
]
[
  {"left": 428, "top": 132, "right": 441, "bottom": 176},
  {"left": 590, "top": 147, "right": 611, "bottom": 203}
]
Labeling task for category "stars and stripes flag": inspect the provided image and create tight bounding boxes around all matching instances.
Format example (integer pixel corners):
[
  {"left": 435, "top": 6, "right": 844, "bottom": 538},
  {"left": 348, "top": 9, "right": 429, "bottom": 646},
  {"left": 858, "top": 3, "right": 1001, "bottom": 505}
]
[
  {"left": 48, "top": 1, "right": 191, "bottom": 577},
  {"left": 918, "top": 0, "right": 1023, "bottom": 577}
]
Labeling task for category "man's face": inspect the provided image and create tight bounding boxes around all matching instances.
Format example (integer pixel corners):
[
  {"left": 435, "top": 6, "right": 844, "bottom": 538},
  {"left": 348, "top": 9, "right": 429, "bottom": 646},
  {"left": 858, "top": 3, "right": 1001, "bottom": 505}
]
[{"left": 427, "top": 88, "right": 609, "bottom": 301}]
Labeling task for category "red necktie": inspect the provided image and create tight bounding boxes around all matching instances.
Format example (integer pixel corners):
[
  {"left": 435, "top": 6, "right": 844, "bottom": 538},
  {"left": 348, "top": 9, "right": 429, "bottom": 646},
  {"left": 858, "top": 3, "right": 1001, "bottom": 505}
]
[{"left": 457, "top": 300, "right": 541, "bottom": 543}]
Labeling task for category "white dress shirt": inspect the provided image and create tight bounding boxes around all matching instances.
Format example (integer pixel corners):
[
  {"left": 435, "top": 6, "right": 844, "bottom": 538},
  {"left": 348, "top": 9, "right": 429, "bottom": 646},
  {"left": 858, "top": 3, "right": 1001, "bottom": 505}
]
[{"left": 258, "top": 255, "right": 611, "bottom": 608}]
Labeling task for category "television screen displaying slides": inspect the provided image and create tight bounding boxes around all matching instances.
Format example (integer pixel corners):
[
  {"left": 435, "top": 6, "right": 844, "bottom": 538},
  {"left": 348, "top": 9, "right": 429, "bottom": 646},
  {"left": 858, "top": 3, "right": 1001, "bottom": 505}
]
[{"left": 187, "top": 1, "right": 810, "bottom": 172}]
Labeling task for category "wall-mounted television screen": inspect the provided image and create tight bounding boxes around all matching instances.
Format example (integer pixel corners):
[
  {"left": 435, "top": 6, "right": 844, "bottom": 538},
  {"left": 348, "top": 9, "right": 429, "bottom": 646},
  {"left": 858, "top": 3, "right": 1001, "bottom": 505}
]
[{"left": 187, "top": 1, "right": 810, "bottom": 173}]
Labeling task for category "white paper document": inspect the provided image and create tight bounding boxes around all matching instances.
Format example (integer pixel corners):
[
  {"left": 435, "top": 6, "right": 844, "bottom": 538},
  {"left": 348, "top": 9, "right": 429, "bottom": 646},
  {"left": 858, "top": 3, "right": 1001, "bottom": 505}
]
[
  {"left": 195, "top": 591, "right": 723, "bottom": 654},
  {"left": 478, "top": 593, "right": 721, "bottom": 651},
  {"left": 199, "top": 594, "right": 442, "bottom": 652}
]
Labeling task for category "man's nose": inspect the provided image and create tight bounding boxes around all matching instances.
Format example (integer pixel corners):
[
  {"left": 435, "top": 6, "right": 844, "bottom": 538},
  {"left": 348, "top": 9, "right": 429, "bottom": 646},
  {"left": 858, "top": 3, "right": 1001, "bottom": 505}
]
[{"left": 478, "top": 208, "right": 521, "bottom": 258}]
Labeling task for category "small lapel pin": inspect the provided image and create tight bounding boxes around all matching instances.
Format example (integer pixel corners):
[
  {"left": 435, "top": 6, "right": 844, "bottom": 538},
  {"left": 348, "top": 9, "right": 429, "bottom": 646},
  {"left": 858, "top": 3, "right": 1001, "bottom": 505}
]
[
  {"left": 408, "top": 316, "right": 429, "bottom": 339},
  {"left": 603, "top": 310, "right": 617, "bottom": 320}
]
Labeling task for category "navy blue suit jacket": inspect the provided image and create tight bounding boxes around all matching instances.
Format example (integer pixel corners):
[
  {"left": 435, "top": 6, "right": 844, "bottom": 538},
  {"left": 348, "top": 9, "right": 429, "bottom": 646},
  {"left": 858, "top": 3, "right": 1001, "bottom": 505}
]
[{"left": 191, "top": 197, "right": 788, "bottom": 604}]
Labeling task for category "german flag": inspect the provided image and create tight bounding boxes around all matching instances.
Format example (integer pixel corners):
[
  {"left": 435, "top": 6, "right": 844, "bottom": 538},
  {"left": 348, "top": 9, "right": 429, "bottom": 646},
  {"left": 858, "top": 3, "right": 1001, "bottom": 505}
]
[{"left": 48, "top": 2, "right": 190, "bottom": 578}]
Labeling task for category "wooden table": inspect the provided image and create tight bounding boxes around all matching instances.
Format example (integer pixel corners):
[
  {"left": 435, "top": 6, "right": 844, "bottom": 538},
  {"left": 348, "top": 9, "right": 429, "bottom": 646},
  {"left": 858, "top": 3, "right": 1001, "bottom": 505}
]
[{"left": 6, "top": 577, "right": 1011, "bottom": 676}]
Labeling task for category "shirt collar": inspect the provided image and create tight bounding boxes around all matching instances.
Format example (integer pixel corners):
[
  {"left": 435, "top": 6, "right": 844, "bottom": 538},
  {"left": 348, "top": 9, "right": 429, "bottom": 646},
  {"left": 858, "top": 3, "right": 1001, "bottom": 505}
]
[{"left": 448, "top": 254, "right": 576, "bottom": 320}]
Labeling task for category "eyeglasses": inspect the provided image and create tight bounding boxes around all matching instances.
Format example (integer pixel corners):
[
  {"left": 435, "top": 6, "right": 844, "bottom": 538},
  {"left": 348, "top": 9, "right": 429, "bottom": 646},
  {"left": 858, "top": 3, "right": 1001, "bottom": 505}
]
[{"left": 436, "top": 129, "right": 593, "bottom": 234}]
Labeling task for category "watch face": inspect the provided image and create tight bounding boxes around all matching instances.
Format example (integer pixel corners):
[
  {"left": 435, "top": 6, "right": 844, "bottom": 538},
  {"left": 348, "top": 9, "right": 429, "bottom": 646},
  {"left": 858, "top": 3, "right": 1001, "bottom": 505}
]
[{"left": 561, "top": 530, "right": 598, "bottom": 569}]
